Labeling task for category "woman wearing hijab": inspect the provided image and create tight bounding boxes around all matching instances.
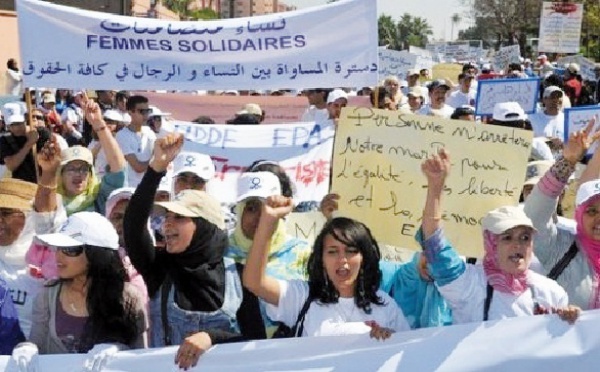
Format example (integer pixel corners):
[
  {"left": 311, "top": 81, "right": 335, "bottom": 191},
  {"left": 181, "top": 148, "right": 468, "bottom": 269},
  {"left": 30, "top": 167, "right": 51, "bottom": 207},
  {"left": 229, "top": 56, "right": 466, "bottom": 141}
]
[
  {"left": 44, "top": 96, "right": 125, "bottom": 216},
  {"left": 418, "top": 148, "right": 579, "bottom": 324},
  {"left": 123, "top": 134, "right": 243, "bottom": 356},
  {"left": 524, "top": 127, "right": 600, "bottom": 310}
]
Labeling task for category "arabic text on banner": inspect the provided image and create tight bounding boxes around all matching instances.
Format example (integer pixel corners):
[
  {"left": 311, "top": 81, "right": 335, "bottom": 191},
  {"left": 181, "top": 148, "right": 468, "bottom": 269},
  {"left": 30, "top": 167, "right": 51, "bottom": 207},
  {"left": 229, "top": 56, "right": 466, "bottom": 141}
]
[
  {"left": 16, "top": 0, "right": 377, "bottom": 90},
  {"left": 475, "top": 78, "right": 540, "bottom": 116},
  {"left": 331, "top": 109, "right": 531, "bottom": 257}
]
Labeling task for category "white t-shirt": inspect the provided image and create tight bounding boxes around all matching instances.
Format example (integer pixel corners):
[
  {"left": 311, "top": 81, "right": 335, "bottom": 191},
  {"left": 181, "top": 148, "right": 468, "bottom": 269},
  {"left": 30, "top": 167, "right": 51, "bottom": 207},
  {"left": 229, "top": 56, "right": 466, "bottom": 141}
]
[
  {"left": 115, "top": 126, "right": 156, "bottom": 188},
  {"left": 417, "top": 104, "right": 455, "bottom": 119},
  {"left": 437, "top": 264, "right": 568, "bottom": 325},
  {"left": 529, "top": 111, "right": 565, "bottom": 139},
  {"left": 266, "top": 279, "right": 410, "bottom": 337},
  {"left": 301, "top": 106, "right": 329, "bottom": 124},
  {"left": 446, "top": 90, "right": 477, "bottom": 109}
]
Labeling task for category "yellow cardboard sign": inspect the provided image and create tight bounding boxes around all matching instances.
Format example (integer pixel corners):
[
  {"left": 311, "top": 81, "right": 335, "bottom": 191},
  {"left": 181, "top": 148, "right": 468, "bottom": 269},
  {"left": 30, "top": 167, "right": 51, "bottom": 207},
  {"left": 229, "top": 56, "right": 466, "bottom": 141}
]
[
  {"left": 285, "top": 211, "right": 326, "bottom": 246},
  {"left": 331, "top": 108, "right": 532, "bottom": 257}
]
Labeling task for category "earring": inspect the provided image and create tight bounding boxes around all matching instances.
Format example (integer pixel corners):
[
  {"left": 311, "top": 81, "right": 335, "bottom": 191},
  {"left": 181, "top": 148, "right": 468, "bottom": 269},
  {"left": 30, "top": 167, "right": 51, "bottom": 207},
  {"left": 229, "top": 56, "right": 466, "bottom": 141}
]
[{"left": 358, "top": 268, "right": 365, "bottom": 299}]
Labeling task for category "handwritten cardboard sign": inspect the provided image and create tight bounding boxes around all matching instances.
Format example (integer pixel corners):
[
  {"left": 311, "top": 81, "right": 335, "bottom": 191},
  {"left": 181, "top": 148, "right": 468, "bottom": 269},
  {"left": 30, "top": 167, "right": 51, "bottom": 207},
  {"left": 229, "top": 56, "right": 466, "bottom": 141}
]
[
  {"left": 475, "top": 78, "right": 540, "bottom": 116},
  {"left": 564, "top": 105, "right": 600, "bottom": 157},
  {"left": 378, "top": 49, "right": 417, "bottom": 80},
  {"left": 285, "top": 212, "right": 326, "bottom": 246},
  {"left": 538, "top": 2, "right": 584, "bottom": 54},
  {"left": 331, "top": 108, "right": 532, "bottom": 257},
  {"left": 492, "top": 45, "right": 521, "bottom": 72}
]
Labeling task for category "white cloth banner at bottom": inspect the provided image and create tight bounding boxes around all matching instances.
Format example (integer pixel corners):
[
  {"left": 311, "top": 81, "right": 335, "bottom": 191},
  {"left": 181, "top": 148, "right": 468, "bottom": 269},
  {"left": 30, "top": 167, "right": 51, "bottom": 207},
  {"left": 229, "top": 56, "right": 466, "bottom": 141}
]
[{"left": 2, "top": 310, "right": 600, "bottom": 371}]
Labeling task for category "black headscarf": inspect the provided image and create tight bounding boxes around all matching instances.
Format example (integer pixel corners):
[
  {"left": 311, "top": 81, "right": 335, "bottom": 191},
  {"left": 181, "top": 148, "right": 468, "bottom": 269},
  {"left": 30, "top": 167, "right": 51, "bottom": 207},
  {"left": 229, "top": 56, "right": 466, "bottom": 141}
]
[{"left": 167, "top": 217, "right": 229, "bottom": 312}]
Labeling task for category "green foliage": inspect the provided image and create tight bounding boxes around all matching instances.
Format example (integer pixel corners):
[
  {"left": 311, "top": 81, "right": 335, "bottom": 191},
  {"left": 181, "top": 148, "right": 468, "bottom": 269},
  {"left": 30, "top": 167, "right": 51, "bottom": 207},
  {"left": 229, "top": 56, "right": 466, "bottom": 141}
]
[{"left": 378, "top": 13, "right": 433, "bottom": 50}]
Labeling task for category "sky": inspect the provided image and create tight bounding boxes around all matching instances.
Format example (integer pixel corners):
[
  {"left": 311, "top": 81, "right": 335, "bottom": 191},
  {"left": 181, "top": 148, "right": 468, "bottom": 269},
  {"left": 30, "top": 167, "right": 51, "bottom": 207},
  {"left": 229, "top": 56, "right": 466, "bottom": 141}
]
[{"left": 283, "top": 0, "right": 471, "bottom": 42}]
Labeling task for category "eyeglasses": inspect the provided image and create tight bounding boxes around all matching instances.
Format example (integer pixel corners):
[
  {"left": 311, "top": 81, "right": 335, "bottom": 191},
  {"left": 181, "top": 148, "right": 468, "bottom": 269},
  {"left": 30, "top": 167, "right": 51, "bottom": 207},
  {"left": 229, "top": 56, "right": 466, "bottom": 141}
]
[
  {"left": 0, "top": 208, "right": 24, "bottom": 221},
  {"left": 175, "top": 174, "right": 206, "bottom": 189},
  {"left": 136, "top": 108, "right": 152, "bottom": 115},
  {"left": 63, "top": 166, "right": 91, "bottom": 176},
  {"left": 33, "top": 115, "right": 44, "bottom": 120},
  {"left": 55, "top": 245, "right": 85, "bottom": 257}
]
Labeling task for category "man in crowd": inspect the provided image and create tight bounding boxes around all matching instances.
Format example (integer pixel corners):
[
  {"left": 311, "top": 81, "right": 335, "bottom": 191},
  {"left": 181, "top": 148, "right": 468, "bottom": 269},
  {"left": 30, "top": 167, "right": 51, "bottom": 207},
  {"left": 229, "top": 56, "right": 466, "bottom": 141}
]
[
  {"left": 115, "top": 95, "right": 156, "bottom": 188},
  {"left": 301, "top": 88, "right": 329, "bottom": 123},
  {"left": 418, "top": 80, "right": 454, "bottom": 118},
  {"left": 446, "top": 73, "right": 477, "bottom": 109},
  {"left": 0, "top": 103, "right": 49, "bottom": 183}
]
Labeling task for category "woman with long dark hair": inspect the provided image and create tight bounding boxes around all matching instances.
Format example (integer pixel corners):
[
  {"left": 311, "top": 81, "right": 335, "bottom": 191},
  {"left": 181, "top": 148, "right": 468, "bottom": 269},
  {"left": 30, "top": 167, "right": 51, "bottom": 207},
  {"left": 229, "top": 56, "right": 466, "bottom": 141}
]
[
  {"left": 243, "top": 195, "right": 410, "bottom": 337},
  {"left": 12, "top": 211, "right": 147, "bottom": 370}
]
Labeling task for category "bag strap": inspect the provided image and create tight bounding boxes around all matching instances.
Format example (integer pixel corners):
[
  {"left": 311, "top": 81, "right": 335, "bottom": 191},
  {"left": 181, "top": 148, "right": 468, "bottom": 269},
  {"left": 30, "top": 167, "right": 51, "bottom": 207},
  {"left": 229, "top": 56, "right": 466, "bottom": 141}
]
[
  {"left": 547, "top": 241, "right": 578, "bottom": 281},
  {"left": 292, "top": 295, "right": 313, "bottom": 337},
  {"left": 483, "top": 283, "right": 494, "bottom": 321},
  {"left": 161, "top": 276, "right": 173, "bottom": 346}
]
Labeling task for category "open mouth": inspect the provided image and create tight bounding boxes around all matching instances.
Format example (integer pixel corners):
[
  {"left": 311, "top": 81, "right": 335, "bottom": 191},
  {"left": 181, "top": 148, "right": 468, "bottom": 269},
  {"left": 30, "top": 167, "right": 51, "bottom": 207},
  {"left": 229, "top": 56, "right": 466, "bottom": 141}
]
[
  {"left": 508, "top": 253, "right": 524, "bottom": 263},
  {"left": 335, "top": 267, "right": 351, "bottom": 279}
]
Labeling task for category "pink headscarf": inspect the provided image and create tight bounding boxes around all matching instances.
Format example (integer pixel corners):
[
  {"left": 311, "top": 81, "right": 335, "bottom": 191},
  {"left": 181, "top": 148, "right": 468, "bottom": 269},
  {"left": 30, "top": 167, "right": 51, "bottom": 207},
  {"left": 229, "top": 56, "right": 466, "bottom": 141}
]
[
  {"left": 482, "top": 230, "right": 529, "bottom": 295},
  {"left": 574, "top": 195, "right": 600, "bottom": 309}
]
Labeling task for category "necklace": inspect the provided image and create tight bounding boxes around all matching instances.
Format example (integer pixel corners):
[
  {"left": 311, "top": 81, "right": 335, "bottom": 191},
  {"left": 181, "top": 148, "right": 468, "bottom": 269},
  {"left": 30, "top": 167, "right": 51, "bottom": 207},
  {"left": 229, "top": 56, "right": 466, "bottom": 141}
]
[{"left": 63, "top": 285, "right": 87, "bottom": 315}]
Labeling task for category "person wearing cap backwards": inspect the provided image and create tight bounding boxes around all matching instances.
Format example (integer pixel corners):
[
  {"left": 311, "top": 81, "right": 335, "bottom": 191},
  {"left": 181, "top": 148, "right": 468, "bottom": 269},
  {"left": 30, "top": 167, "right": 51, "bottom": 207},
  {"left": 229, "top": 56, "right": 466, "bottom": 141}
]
[
  {"left": 10, "top": 211, "right": 148, "bottom": 371},
  {"left": 0, "top": 102, "right": 53, "bottom": 183},
  {"left": 43, "top": 96, "right": 126, "bottom": 216},
  {"left": 417, "top": 80, "right": 454, "bottom": 119},
  {"left": 417, "top": 148, "right": 580, "bottom": 324},
  {"left": 524, "top": 128, "right": 600, "bottom": 310},
  {"left": 123, "top": 134, "right": 245, "bottom": 363}
]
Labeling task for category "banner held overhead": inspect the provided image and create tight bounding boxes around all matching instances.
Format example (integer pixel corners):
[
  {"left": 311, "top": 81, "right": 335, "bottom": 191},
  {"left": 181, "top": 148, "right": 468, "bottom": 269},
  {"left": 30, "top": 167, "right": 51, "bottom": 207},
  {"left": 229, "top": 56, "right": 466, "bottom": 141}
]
[{"left": 16, "top": 0, "right": 378, "bottom": 90}]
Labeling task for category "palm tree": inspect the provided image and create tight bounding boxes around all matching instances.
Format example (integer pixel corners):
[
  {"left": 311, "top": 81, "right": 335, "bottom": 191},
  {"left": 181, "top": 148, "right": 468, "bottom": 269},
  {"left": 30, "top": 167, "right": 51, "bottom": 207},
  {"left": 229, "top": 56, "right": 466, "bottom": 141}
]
[
  {"left": 451, "top": 13, "right": 461, "bottom": 40},
  {"left": 378, "top": 14, "right": 399, "bottom": 49}
]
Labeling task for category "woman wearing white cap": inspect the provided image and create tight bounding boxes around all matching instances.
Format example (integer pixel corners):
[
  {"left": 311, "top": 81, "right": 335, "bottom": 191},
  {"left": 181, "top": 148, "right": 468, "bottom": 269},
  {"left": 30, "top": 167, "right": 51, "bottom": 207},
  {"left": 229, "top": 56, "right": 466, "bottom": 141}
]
[
  {"left": 418, "top": 148, "right": 579, "bottom": 324},
  {"left": 524, "top": 128, "right": 600, "bottom": 310},
  {"left": 12, "top": 212, "right": 147, "bottom": 371}
]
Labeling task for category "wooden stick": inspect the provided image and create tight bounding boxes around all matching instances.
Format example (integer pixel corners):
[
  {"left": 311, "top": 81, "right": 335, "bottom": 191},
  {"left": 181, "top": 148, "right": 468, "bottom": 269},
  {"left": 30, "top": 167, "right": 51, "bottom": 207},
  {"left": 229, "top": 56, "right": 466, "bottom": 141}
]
[{"left": 24, "top": 88, "right": 40, "bottom": 181}]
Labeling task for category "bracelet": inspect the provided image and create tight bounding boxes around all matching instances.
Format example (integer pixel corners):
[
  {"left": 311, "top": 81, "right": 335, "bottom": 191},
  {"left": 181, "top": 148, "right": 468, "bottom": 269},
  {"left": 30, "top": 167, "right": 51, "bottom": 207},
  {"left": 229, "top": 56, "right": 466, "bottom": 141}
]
[
  {"left": 94, "top": 126, "right": 107, "bottom": 132},
  {"left": 38, "top": 182, "right": 57, "bottom": 190}
]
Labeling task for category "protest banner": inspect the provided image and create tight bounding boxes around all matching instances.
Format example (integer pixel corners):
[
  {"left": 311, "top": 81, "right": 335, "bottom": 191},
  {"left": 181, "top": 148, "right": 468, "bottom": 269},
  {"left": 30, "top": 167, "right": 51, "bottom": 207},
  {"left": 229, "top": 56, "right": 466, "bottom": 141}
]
[
  {"left": 538, "top": 2, "right": 584, "bottom": 54},
  {"left": 143, "top": 92, "right": 371, "bottom": 123},
  {"left": 331, "top": 109, "right": 531, "bottom": 257},
  {"left": 171, "top": 121, "right": 334, "bottom": 206},
  {"left": 407, "top": 46, "right": 435, "bottom": 71},
  {"left": 475, "top": 78, "right": 540, "bottom": 116},
  {"left": 16, "top": 0, "right": 377, "bottom": 90},
  {"left": 285, "top": 211, "right": 326, "bottom": 245},
  {"left": 492, "top": 44, "right": 521, "bottom": 72},
  {"left": 378, "top": 49, "right": 417, "bottom": 80},
  {"left": 431, "top": 63, "right": 462, "bottom": 83},
  {"left": 556, "top": 54, "right": 597, "bottom": 81},
  {"left": 2, "top": 310, "right": 600, "bottom": 371},
  {"left": 564, "top": 105, "right": 600, "bottom": 158}
]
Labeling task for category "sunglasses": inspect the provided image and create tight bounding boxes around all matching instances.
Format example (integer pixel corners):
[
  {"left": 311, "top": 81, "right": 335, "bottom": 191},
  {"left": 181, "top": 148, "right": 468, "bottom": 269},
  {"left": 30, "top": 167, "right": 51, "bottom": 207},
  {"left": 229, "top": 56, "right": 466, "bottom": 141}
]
[
  {"left": 33, "top": 115, "right": 44, "bottom": 120},
  {"left": 55, "top": 245, "right": 85, "bottom": 257},
  {"left": 136, "top": 108, "right": 152, "bottom": 115}
]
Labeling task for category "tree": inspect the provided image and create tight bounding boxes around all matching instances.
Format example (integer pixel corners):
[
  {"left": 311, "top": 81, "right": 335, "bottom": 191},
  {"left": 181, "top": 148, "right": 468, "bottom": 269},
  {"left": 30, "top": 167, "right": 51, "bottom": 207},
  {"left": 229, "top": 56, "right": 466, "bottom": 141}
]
[
  {"left": 378, "top": 15, "right": 399, "bottom": 49},
  {"left": 451, "top": 13, "right": 461, "bottom": 41},
  {"left": 396, "top": 14, "right": 433, "bottom": 49},
  {"left": 162, "top": 0, "right": 194, "bottom": 20}
]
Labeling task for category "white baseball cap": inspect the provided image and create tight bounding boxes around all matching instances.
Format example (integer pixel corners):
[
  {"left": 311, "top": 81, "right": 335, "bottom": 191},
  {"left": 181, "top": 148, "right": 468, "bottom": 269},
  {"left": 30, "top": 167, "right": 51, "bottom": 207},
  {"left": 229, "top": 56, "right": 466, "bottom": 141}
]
[
  {"left": 2, "top": 102, "right": 25, "bottom": 125},
  {"left": 60, "top": 146, "right": 94, "bottom": 167},
  {"left": 103, "top": 109, "right": 124, "bottom": 122},
  {"left": 148, "top": 105, "right": 171, "bottom": 117},
  {"left": 173, "top": 152, "right": 216, "bottom": 181},
  {"left": 576, "top": 180, "right": 600, "bottom": 206},
  {"left": 36, "top": 211, "right": 119, "bottom": 249},
  {"left": 481, "top": 206, "right": 536, "bottom": 234},
  {"left": 492, "top": 102, "right": 527, "bottom": 122},
  {"left": 327, "top": 89, "right": 349, "bottom": 104},
  {"left": 236, "top": 172, "right": 282, "bottom": 203}
]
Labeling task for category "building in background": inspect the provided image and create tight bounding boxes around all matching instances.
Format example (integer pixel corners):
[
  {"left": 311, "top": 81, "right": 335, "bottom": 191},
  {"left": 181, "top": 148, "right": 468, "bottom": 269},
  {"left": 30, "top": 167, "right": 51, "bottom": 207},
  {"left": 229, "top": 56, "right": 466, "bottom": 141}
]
[{"left": 220, "top": 0, "right": 296, "bottom": 18}]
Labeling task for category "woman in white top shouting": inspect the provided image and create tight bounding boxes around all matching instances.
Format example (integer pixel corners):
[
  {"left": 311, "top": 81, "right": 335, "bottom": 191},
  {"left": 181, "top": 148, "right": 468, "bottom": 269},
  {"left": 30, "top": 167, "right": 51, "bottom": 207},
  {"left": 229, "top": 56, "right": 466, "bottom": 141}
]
[{"left": 243, "top": 195, "right": 410, "bottom": 338}]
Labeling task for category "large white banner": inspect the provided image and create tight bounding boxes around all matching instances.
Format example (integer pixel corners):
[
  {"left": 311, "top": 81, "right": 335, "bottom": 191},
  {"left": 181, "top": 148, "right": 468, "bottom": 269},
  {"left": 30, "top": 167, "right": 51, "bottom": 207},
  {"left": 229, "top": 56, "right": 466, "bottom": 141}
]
[
  {"left": 538, "top": 2, "right": 583, "bottom": 54},
  {"left": 16, "top": 0, "right": 377, "bottom": 90},
  {"left": 378, "top": 50, "right": 417, "bottom": 80},
  {"left": 2, "top": 311, "right": 600, "bottom": 371},
  {"left": 172, "top": 121, "right": 334, "bottom": 205}
]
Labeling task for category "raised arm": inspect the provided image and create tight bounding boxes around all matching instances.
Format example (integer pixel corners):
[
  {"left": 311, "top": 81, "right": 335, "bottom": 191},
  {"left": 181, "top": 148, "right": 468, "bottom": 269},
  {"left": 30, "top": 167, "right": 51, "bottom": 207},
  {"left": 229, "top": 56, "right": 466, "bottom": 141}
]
[
  {"left": 242, "top": 195, "right": 293, "bottom": 306},
  {"left": 34, "top": 135, "right": 60, "bottom": 213},
  {"left": 123, "top": 134, "right": 183, "bottom": 296},
  {"left": 578, "top": 119, "right": 600, "bottom": 186},
  {"left": 421, "top": 148, "right": 450, "bottom": 239},
  {"left": 83, "top": 95, "right": 125, "bottom": 173}
]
